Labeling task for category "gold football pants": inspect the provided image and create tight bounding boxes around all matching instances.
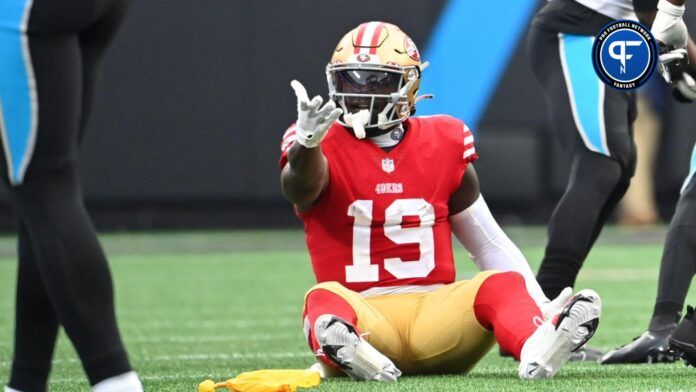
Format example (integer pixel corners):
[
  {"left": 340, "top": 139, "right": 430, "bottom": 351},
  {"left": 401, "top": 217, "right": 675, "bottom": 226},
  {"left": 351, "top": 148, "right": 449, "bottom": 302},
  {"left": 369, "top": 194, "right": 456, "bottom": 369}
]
[{"left": 304, "top": 271, "right": 498, "bottom": 374}]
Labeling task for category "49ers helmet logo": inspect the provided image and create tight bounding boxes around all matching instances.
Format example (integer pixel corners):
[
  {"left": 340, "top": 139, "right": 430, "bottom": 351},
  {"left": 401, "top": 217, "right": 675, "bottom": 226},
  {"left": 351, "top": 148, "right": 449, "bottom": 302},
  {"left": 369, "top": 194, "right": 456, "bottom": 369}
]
[
  {"left": 357, "top": 53, "right": 371, "bottom": 62},
  {"left": 404, "top": 36, "right": 420, "bottom": 61}
]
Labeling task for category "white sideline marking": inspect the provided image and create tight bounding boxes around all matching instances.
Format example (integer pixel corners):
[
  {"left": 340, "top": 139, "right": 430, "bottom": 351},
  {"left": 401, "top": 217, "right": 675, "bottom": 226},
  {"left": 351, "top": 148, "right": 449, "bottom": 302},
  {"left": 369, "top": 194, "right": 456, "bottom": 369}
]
[
  {"left": 0, "top": 351, "right": 311, "bottom": 368},
  {"left": 0, "top": 332, "right": 300, "bottom": 349},
  {"left": 148, "top": 352, "right": 310, "bottom": 362},
  {"left": 127, "top": 332, "right": 299, "bottom": 343},
  {"left": 122, "top": 318, "right": 299, "bottom": 330},
  {"left": 50, "top": 374, "right": 200, "bottom": 384},
  {"left": 116, "top": 305, "right": 299, "bottom": 317},
  {"left": 573, "top": 268, "right": 658, "bottom": 282},
  {"left": 52, "top": 373, "right": 293, "bottom": 384}
]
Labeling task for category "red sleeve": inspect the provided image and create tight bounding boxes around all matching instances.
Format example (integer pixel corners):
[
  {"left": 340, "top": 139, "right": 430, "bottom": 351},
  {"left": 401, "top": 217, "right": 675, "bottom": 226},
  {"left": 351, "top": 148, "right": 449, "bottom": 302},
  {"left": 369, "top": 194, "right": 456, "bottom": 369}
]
[
  {"left": 279, "top": 123, "right": 298, "bottom": 169},
  {"left": 430, "top": 115, "right": 479, "bottom": 165},
  {"left": 462, "top": 122, "right": 479, "bottom": 165}
]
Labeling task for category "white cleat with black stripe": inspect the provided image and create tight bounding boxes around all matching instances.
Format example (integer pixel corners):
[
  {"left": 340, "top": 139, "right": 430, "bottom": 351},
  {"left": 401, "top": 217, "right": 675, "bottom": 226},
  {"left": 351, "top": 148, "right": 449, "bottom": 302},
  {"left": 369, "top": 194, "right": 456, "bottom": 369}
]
[
  {"left": 519, "top": 289, "right": 602, "bottom": 379},
  {"left": 314, "top": 314, "right": 401, "bottom": 382}
]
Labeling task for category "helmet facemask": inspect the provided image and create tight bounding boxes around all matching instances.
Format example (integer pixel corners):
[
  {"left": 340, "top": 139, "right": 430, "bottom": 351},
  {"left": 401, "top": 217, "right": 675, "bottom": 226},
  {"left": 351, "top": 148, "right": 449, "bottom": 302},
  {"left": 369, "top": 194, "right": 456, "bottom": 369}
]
[{"left": 326, "top": 63, "right": 421, "bottom": 136}]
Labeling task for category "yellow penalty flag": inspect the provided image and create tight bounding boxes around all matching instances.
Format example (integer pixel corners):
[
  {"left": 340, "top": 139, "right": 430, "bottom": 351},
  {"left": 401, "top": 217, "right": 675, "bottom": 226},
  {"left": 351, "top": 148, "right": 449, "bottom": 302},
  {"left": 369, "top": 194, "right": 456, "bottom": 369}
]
[{"left": 199, "top": 369, "right": 321, "bottom": 392}]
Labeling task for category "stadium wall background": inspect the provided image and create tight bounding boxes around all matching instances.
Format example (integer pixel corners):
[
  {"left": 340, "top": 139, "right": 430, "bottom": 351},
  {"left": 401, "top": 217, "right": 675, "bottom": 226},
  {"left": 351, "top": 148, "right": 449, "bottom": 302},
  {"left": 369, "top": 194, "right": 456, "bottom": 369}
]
[{"left": 0, "top": 0, "right": 693, "bottom": 230}]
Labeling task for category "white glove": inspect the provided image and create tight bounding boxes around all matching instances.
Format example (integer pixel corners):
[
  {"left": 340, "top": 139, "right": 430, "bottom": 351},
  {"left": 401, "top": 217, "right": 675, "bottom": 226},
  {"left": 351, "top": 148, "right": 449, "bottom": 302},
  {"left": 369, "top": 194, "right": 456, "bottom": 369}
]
[
  {"left": 539, "top": 287, "right": 573, "bottom": 320},
  {"left": 652, "top": 0, "right": 688, "bottom": 51},
  {"left": 675, "top": 72, "right": 696, "bottom": 101},
  {"left": 290, "top": 80, "right": 343, "bottom": 148},
  {"left": 657, "top": 48, "right": 688, "bottom": 83}
]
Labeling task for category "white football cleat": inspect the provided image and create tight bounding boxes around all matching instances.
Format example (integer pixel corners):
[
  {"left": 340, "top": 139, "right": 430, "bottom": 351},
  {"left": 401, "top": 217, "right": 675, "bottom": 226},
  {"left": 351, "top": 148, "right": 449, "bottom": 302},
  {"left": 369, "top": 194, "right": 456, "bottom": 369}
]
[
  {"left": 307, "top": 361, "right": 344, "bottom": 379},
  {"left": 314, "top": 314, "right": 401, "bottom": 382},
  {"left": 91, "top": 371, "right": 143, "bottom": 392},
  {"left": 519, "top": 289, "right": 602, "bottom": 379}
]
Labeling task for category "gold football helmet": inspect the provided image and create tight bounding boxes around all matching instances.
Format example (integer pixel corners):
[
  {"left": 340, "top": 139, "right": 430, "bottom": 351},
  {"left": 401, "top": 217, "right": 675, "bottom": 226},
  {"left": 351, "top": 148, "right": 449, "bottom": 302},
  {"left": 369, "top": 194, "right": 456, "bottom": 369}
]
[{"left": 326, "top": 22, "right": 430, "bottom": 132}]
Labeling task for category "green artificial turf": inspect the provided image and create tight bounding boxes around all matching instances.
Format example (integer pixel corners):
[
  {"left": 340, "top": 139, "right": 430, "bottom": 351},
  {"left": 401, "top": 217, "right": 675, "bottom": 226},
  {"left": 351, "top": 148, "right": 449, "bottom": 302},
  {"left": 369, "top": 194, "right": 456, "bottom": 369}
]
[{"left": 0, "top": 227, "right": 694, "bottom": 391}]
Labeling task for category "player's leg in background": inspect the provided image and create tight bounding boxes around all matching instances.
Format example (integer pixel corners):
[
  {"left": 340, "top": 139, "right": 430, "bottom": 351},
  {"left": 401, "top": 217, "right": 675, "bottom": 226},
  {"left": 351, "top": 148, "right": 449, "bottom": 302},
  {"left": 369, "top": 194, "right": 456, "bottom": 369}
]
[
  {"left": 599, "top": 146, "right": 696, "bottom": 365},
  {"left": 77, "top": 0, "right": 131, "bottom": 140},
  {"left": 583, "top": 87, "right": 638, "bottom": 248},
  {"left": 2, "top": 0, "right": 139, "bottom": 389},
  {"left": 651, "top": 152, "right": 696, "bottom": 331},
  {"left": 617, "top": 93, "right": 662, "bottom": 225},
  {"left": 0, "top": 2, "right": 65, "bottom": 390},
  {"left": 527, "top": 27, "right": 636, "bottom": 299},
  {"left": 7, "top": 225, "right": 60, "bottom": 392},
  {"left": 8, "top": 165, "right": 135, "bottom": 389},
  {"left": 0, "top": 4, "right": 58, "bottom": 390}
]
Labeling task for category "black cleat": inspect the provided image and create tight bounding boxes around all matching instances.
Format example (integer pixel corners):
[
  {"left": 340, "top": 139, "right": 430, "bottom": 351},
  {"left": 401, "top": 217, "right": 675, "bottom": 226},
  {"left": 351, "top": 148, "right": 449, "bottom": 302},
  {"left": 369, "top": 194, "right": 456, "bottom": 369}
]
[
  {"left": 669, "top": 305, "right": 696, "bottom": 367},
  {"left": 570, "top": 346, "right": 603, "bottom": 362},
  {"left": 599, "top": 329, "right": 677, "bottom": 364}
]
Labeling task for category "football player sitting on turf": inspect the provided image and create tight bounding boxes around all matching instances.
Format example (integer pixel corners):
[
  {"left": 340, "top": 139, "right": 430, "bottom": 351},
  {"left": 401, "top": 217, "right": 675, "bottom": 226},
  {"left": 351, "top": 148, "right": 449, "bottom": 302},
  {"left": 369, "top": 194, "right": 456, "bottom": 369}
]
[{"left": 279, "top": 22, "right": 602, "bottom": 380}]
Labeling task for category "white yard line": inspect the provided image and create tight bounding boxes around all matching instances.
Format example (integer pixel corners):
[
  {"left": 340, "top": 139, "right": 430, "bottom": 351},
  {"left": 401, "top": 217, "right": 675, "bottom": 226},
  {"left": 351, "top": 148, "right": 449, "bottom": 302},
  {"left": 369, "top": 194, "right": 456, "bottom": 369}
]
[
  {"left": 121, "top": 317, "right": 299, "bottom": 330},
  {"left": 148, "top": 352, "right": 310, "bottom": 361},
  {"left": 0, "top": 332, "right": 301, "bottom": 349},
  {"left": 0, "top": 351, "right": 311, "bottom": 368},
  {"left": 125, "top": 332, "right": 300, "bottom": 343},
  {"left": 575, "top": 268, "right": 658, "bottom": 281}
]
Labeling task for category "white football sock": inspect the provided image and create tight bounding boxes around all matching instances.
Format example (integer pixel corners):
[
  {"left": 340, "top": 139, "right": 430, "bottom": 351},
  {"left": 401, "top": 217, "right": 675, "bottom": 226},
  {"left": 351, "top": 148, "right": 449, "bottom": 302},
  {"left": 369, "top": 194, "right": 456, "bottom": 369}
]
[
  {"left": 5, "top": 387, "right": 22, "bottom": 392},
  {"left": 92, "top": 371, "right": 143, "bottom": 392}
]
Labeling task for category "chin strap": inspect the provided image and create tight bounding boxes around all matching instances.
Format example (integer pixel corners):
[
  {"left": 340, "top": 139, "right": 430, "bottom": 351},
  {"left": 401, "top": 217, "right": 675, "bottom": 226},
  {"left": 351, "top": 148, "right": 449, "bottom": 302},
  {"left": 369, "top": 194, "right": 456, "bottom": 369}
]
[
  {"left": 414, "top": 94, "right": 434, "bottom": 104},
  {"left": 413, "top": 61, "right": 434, "bottom": 104},
  {"left": 377, "top": 77, "right": 421, "bottom": 129}
]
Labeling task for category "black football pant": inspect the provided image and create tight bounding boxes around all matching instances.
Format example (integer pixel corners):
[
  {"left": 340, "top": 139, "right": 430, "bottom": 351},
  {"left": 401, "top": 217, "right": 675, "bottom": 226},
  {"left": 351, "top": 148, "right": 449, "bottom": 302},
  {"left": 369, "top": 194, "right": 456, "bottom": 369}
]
[
  {"left": 527, "top": 26, "right": 637, "bottom": 299},
  {"left": 649, "top": 163, "right": 696, "bottom": 331},
  {"left": 0, "top": 0, "right": 132, "bottom": 390}
]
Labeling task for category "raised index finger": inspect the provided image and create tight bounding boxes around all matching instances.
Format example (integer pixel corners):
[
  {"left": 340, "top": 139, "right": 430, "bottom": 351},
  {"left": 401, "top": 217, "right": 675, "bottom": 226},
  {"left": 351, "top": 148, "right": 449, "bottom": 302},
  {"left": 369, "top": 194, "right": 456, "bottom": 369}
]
[{"left": 290, "top": 80, "right": 310, "bottom": 104}]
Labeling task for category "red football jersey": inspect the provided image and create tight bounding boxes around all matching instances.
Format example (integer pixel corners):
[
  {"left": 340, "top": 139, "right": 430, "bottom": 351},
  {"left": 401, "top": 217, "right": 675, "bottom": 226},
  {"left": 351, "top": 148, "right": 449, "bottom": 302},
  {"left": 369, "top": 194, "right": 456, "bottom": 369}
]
[{"left": 280, "top": 115, "right": 478, "bottom": 293}]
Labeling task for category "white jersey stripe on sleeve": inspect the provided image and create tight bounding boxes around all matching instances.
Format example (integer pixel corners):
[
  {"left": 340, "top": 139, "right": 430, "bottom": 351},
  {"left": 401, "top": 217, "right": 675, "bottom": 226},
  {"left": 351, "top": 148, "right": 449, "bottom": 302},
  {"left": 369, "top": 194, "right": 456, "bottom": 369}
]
[{"left": 464, "top": 147, "right": 476, "bottom": 159}]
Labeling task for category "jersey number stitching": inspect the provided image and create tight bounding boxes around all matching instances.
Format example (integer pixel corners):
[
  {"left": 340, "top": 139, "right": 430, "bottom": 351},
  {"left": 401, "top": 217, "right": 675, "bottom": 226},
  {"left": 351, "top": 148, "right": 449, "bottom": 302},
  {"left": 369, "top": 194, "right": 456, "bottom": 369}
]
[{"left": 345, "top": 199, "right": 435, "bottom": 282}]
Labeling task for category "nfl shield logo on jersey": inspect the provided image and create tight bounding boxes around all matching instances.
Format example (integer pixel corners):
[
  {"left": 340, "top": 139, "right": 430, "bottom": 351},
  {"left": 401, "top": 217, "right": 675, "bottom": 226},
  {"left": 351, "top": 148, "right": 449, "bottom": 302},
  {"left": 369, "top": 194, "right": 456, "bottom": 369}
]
[{"left": 381, "top": 158, "right": 395, "bottom": 173}]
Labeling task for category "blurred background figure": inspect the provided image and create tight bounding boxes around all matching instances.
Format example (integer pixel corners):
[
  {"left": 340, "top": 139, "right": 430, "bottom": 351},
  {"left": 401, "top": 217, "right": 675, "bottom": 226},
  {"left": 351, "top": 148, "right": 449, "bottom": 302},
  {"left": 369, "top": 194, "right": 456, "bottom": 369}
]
[
  {"left": 0, "top": 0, "right": 141, "bottom": 391},
  {"left": 617, "top": 77, "right": 670, "bottom": 226},
  {"left": 527, "top": 0, "right": 639, "bottom": 311},
  {"left": 600, "top": 0, "right": 696, "bottom": 365}
]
